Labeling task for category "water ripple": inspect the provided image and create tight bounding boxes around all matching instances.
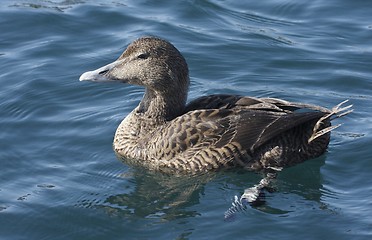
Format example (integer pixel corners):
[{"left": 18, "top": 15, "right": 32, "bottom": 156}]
[{"left": 1, "top": 1, "right": 371, "bottom": 239}]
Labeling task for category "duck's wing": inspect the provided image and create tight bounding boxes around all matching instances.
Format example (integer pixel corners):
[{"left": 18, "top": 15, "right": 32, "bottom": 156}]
[
  {"left": 156, "top": 107, "right": 325, "bottom": 160},
  {"left": 209, "top": 109, "right": 325, "bottom": 152},
  {"left": 185, "top": 94, "right": 331, "bottom": 113}
]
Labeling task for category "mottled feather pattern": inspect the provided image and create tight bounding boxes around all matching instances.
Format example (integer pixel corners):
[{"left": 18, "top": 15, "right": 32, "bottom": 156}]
[{"left": 113, "top": 94, "right": 340, "bottom": 173}]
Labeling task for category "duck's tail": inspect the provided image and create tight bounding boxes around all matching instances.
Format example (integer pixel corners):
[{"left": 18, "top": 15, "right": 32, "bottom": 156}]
[{"left": 308, "top": 100, "right": 353, "bottom": 143}]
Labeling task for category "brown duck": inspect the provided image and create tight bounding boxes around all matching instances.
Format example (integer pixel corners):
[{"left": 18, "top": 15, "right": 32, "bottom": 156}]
[{"left": 79, "top": 36, "right": 352, "bottom": 175}]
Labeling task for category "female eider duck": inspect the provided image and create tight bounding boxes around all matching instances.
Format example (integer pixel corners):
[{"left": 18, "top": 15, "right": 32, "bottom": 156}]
[{"left": 79, "top": 36, "right": 352, "bottom": 174}]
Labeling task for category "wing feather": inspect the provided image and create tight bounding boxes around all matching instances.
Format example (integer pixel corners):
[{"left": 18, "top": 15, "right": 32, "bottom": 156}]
[{"left": 154, "top": 94, "right": 329, "bottom": 158}]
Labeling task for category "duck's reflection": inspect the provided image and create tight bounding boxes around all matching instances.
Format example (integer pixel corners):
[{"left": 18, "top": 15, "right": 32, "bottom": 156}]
[
  {"left": 99, "top": 168, "right": 216, "bottom": 220},
  {"left": 97, "top": 156, "right": 326, "bottom": 220}
]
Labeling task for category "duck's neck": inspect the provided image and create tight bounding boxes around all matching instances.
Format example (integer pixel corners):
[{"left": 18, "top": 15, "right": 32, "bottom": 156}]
[{"left": 137, "top": 87, "right": 187, "bottom": 122}]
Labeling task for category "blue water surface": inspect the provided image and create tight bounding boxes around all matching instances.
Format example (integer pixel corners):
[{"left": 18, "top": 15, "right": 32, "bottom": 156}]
[{"left": 0, "top": 0, "right": 371, "bottom": 239}]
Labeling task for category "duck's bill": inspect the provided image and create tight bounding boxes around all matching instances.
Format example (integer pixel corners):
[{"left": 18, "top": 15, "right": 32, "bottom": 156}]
[{"left": 79, "top": 60, "right": 120, "bottom": 82}]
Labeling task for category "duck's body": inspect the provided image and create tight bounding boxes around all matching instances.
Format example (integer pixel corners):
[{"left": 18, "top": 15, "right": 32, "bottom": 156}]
[{"left": 80, "top": 36, "right": 352, "bottom": 174}]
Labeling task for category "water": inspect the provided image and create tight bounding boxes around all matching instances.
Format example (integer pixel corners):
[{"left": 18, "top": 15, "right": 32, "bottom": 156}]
[{"left": 0, "top": 0, "right": 371, "bottom": 239}]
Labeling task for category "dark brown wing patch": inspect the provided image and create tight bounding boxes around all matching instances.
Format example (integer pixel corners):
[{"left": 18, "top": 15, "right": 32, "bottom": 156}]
[
  {"left": 155, "top": 107, "right": 326, "bottom": 160},
  {"left": 231, "top": 110, "right": 326, "bottom": 152}
]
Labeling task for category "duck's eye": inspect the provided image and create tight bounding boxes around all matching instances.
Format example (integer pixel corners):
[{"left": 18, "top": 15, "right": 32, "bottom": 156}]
[{"left": 137, "top": 53, "right": 149, "bottom": 59}]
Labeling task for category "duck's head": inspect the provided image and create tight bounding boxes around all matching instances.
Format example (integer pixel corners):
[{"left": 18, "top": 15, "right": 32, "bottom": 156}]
[{"left": 79, "top": 36, "right": 189, "bottom": 97}]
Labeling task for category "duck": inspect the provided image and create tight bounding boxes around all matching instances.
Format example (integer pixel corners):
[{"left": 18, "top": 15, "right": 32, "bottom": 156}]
[{"left": 79, "top": 36, "right": 352, "bottom": 174}]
